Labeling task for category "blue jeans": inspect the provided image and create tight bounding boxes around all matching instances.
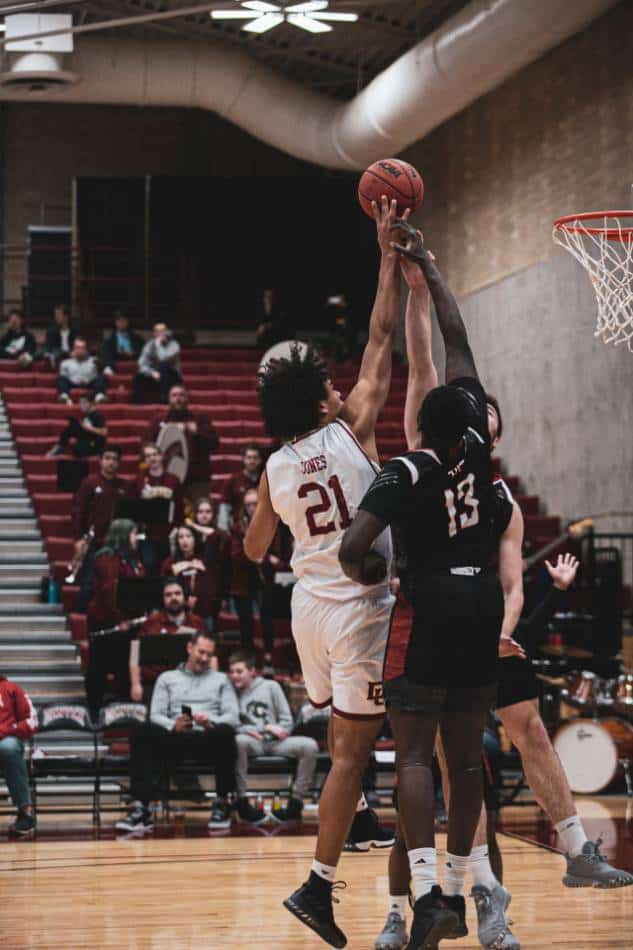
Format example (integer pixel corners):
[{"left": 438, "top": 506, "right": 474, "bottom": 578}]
[{"left": 0, "top": 736, "right": 31, "bottom": 808}]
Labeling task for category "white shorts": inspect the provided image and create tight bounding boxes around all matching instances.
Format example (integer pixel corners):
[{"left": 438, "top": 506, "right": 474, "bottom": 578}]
[{"left": 291, "top": 582, "right": 395, "bottom": 720}]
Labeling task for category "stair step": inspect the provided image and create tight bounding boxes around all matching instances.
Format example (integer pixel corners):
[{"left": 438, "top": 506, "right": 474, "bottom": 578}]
[
  {"left": 0, "top": 541, "right": 44, "bottom": 553},
  {"left": 0, "top": 614, "right": 67, "bottom": 629},
  {"left": 9, "top": 674, "right": 85, "bottom": 701},
  {"left": 0, "top": 506, "right": 34, "bottom": 517},
  {"left": 0, "top": 658, "right": 81, "bottom": 674},
  {"left": 0, "top": 630, "right": 70, "bottom": 643},
  {"left": 0, "top": 589, "right": 43, "bottom": 603},
  {"left": 0, "top": 552, "right": 47, "bottom": 564},
  {"left": 0, "top": 602, "right": 63, "bottom": 615},
  {"left": 0, "top": 576, "right": 45, "bottom": 589},
  {"left": 0, "top": 644, "right": 77, "bottom": 662}
]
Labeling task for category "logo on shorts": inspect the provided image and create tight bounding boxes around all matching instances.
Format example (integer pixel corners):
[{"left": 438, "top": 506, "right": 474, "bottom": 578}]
[{"left": 367, "top": 681, "right": 384, "bottom": 706}]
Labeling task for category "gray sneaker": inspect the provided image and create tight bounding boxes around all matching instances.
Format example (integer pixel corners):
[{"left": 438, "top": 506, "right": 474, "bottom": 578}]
[
  {"left": 563, "top": 837, "right": 633, "bottom": 888},
  {"left": 374, "top": 911, "right": 408, "bottom": 950},
  {"left": 471, "top": 884, "right": 520, "bottom": 950}
]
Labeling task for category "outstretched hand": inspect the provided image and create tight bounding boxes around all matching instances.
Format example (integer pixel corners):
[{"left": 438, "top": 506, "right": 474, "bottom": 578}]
[
  {"left": 546, "top": 553, "right": 579, "bottom": 591},
  {"left": 390, "top": 218, "right": 427, "bottom": 264},
  {"left": 374, "top": 197, "right": 408, "bottom": 257},
  {"left": 498, "top": 634, "right": 526, "bottom": 660}
]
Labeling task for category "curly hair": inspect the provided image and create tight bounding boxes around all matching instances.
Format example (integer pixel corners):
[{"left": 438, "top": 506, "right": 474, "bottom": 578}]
[{"left": 257, "top": 344, "right": 330, "bottom": 441}]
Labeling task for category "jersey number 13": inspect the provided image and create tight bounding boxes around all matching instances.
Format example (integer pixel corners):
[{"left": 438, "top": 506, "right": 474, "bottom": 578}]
[{"left": 444, "top": 472, "right": 480, "bottom": 538}]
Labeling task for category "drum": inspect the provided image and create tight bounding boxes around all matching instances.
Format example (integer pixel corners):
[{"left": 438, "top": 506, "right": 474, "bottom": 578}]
[
  {"left": 561, "top": 670, "right": 600, "bottom": 709},
  {"left": 615, "top": 674, "right": 633, "bottom": 718},
  {"left": 554, "top": 717, "right": 633, "bottom": 793},
  {"left": 156, "top": 422, "right": 189, "bottom": 483}
]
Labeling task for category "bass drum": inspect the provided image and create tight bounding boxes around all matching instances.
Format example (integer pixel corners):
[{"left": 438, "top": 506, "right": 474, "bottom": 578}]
[{"left": 554, "top": 717, "right": 633, "bottom": 794}]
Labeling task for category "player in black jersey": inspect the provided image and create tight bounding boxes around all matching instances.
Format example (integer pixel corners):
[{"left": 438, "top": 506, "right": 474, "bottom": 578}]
[{"left": 340, "top": 222, "right": 524, "bottom": 949}]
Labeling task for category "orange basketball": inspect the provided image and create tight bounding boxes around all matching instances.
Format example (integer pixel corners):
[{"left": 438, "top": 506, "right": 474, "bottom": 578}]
[{"left": 358, "top": 158, "right": 424, "bottom": 218}]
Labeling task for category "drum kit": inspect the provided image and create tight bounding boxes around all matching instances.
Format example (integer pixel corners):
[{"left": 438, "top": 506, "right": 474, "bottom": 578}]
[{"left": 551, "top": 669, "right": 633, "bottom": 795}]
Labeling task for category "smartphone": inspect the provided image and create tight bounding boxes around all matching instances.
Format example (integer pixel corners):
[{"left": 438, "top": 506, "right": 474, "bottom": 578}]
[{"left": 181, "top": 704, "right": 193, "bottom": 718}]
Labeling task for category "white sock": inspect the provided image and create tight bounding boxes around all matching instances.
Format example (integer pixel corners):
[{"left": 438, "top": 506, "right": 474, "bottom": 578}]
[
  {"left": 408, "top": 847, "right": 437, "bottom": 901},
  {"left": 357, "top": 793, "right": 368, "bottom": 813},
  {"left": 555, "top": 815, "right": 588, "bottom": 857},
  {"left": 470, "top": 845, "right": 499, "bottom": 890},
  {"left": 444, "top": 852, "right": 470, "bottom": 897},
  {"left": 388, "top": 895, "right": 408, "bottom": 920},
  {"left": 311, "top": 859, "right": 337, "bottom": 883}
]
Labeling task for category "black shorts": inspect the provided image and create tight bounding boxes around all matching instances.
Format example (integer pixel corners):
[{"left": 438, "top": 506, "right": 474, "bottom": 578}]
[
  {"left": 384, "top": 571, "right": 504, "bottom": 695},
  {"left": 496, "top": 656, "right": 539, "bottom": 710},
  {"left": 384, "top": 676, "right": 497, "bottom": 714}
]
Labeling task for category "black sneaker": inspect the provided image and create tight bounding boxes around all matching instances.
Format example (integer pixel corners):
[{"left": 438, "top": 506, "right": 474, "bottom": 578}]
[
  {"left": 208, "top": 798, "right": 232, "bottom": 829},
  {"left": 407, "top": 886, "right": 459, "bottom": 950},
  {"left": 345, "top": 808, "right": 394, "bottom": 852},
  {"left": 271, "top": 796, "right": 304, "bottom": 822},
  {"left": 236, "top": 797, "right": 267, "bottom": 825},
  {"left": 11, "top": 810, "right": 36, "bottom": 837},
  {"left": 115, "top": 802, "right": 154, "bottom": 833},
  {"left": 442, "top": 894, "right": 468, "bottom": 939},
  {"left": 283, "top": 872, "right": 347, "bottom": 948}
]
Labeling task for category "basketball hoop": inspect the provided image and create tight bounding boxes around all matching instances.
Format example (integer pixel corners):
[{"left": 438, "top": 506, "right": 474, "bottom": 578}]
[{"left": 552, "top": 211, "right": 633, "bottom": 350}]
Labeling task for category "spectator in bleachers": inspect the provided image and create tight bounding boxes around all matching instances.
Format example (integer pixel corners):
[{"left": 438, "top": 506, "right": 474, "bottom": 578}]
[
  {"left": 57, "top": 337, "right": 108, "bottom": 405},
  {"left": 46, "top": 389, "right": 107, "bottom": 458},
  {"left": 44, "top": 303, "right": 75, "bottom": 369},
  {"left": 0, "top": 674, "right": 37, "bottom": 837},
  {"left": 85, "top": 519, "right": 145, "bottom": 719},
  {"left": 229, "top": 488, "right": 260, "bottom": 649},
  {"left": 188, "top": 498, "right": 231, "bottom": 634},
  {"left": 229, "top": 650, "right": 317, "bottom": 824},
  {"left": 258, "top": 523, "right": 293, "bottom": 674},
  {"left": 72, "top": 444, "right": 128, "bottom": 609},
  {"left": 99, "top": 310, "right": 143, "bottom": 377},
  {"left": 218, "top": 443, "right": 263, "bottom": 530},
  {"left": 255, "top": 288, "right": 294, "bottom": 350},
  {"left": 0, "top": 310, "right": 37, "bottom": 366},
  {"left": 132, "top": 322, "right": 181, "bottom": 404},
  {"left": 129, "top": 577, "right": 206, "bottom": 703},
  {"left": 144, "top": 384, "right": 219, "bottom": 502},
  {"left": 324, "top": 292, "right": 356, "bottom": 361},
  {"left": 131, "top": 442, "right": 184, "bottom": 573},
  {"left": 116, "top": 631, "right": 239, "bottom": 833}
]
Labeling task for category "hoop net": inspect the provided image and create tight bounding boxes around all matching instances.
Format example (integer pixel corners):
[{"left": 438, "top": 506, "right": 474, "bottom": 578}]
[{"left": 552, "top": 211, "right": 633, "bottom": 350}]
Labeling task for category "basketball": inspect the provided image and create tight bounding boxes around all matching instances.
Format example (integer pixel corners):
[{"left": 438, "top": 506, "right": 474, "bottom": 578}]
[{"left": 358, "top": 158, "right": 424, "bottom": 218}]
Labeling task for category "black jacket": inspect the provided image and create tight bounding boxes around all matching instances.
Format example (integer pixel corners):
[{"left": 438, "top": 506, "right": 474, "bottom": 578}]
[
  {"left": 0, "top": 327, "right": 37, "bottom": 358},
  {"left": 99, "top": 329, "right": 144, "bottom": 370},
  {"left": 45, "top": 325, "right": 77, "bottom": 356}
]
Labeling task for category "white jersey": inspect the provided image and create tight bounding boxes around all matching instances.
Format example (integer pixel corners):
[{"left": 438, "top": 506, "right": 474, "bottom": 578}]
[{"left": 267, "top": 418, "right": 392, "bottom": 602}]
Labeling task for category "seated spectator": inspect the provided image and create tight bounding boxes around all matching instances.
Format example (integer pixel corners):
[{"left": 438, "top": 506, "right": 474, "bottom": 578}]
[
  {"left": 144, "top": 385, "right": 219, "bottom": 502},
  {"left": 188, "top": 498, "right": 231, "bottom": 633},
  {"left": 47, "top": 389, "right": 107, "bottom": 458},
  {"left": 116, "top": 631, "right": 238, "bottom": 833},
  {"left": 255, "top": 288, "right": 294, "bottom": 350},
  {"left": 58, "top": 337, "right": 108, "bottom": 405},
  {"left": 129, "top": 577, "right": 206, "bottom": 703},
  {"left": 229, "top": 489, "right": 260, "bottom": 649},
  {"left": 99, "top": 310, "right": 143, "bottom": 377},
  {"left": 229, "top": 650, "right": 317, "bottom": 824},
  {"left": 0, "top": 310, "right": 37, "bottom": 366},
  {"left": 44, "top": 303, "right": 75, "bottom": 369},
  {"left": 218, "top": 443, "right": 263, "bottom": 530},
  {"left": 0, "top": 674, "right": 37, "bottom": 837},
  {"left": 71, "top": 444, "right": 128, "bottom": 610},
  {"left": 132, "top": 322, "right": 181, "bottom": 404},
  {"left": 85, "top": 519, "right": 145, "bottom": 719},
  {"left": 324, "top": 293, "right": 356, "bottom": 361},
  {"left": 132, "top": 442, "right": 184, "bottom": 574},
  {"left": 258, "top": 524, "right": 293, "bottom": 674},
  {"left": 161, "top": 524, "right": 219, "bottom": 629}
]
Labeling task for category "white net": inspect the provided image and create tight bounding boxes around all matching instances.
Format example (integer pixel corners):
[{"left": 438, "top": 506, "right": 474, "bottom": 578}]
[{"left": 552, "top": 214, "right": 633, "bottom": 350}]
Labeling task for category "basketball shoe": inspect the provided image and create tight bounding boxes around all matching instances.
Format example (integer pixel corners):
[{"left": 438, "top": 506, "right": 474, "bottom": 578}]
[
  {"left": 284, "top": 872, "right": 347, "bottom": 948},
  {"left": 563, "top": 837, "right": 633, "bottom": 888}
]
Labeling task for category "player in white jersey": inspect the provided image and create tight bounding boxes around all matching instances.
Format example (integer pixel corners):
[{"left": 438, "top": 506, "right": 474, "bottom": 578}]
[{"left": 244, "top": 197, "right": 402, "bottom": 948}]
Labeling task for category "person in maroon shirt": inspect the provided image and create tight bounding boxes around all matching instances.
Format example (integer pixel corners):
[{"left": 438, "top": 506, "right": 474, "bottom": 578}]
[
  {"left": 258, "top": 523, "right": 293, "bottom": 671},
  {"left": 85, "top": 519, "right": 146, "bottom": 719},
  {"left": 143, "top": 384, "right": 219, "bottom": 503},
  {"left": 0, "top": 675, "right": 37, "bottom": 836},
  {"left": 160, "top": 524, "right": 219, "bottom": 627},
  {"left": 218, "top": 443, "right": 263, "bottom": 530},
  {"left": 188, "top": 498, "right": 231, "bottom": 632},
  {"left": 131, "top": 442, "right": 184, "bottom": 573},
  {"left": 229, "top": 488, "right": 261, "bottom": 650},
  {"left": 129, "top": 577, "right": 206, "bottom": 702},
  {"left": 71, "top": 444, "right": 128, "bottom": 610}
]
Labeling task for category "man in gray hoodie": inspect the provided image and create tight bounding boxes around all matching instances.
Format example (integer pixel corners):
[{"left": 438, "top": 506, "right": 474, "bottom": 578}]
[
  {"left": 133, "top": 322, "right": 182, "bottom": 403},
  {"left": 116, "top": 631, "right": 239, "bottom": 833},
  {"left": 229, "top": 649, "right": 318, "bottom": 824}
]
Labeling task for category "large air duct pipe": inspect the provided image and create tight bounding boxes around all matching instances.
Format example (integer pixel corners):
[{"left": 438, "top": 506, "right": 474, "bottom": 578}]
[{"left": 0, "top": 0, "right": 618, "bottom": 169}]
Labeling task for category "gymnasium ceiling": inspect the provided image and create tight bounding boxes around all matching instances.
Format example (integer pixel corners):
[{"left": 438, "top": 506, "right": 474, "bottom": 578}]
[{"left": 67, "top": 0, "right": 471, "bottom": 98}]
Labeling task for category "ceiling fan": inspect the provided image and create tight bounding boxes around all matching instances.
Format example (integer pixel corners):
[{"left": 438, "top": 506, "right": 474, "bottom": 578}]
[{"left": 210, "top": 1, "right": 359, "bottom": 35}]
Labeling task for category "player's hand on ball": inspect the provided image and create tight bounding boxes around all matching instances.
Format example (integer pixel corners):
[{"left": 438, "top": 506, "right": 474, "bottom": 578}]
[
  {"left": 546, "top": 553, "right": 579, "bottom": 591},
  {"left": 390, "top": 218, "right": 427, "bottom": 264},
  {"left": 373, "top": 196, "right": 405, "bottom": 257},
  {"left": 498, "top": 635, "right": 526, "bottom": 659}
]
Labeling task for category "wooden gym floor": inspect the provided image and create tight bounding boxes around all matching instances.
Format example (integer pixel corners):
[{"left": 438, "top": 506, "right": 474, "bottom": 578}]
[{"left": 0, "top": 799, "right": 631, "bottom": 949}]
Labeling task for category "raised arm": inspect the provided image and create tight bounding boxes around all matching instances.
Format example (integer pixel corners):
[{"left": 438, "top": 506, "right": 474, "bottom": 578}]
[
  {"left": 392, "top": 221, "right": 477, "bottom": 383},
  {"left": 498, "top": 501, "right": 526, "bottom": 658},
  {"left": 401, "top": 249, "right": 438, "bottom": 451},
  {"left": 340, "top": 197, "right": 401, "bottom": 459},
  {"left": 244, "top": 469, "right": 280, "bottom": 563}
]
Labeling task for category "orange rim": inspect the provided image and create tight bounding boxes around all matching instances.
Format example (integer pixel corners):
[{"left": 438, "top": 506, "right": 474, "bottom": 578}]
[{"left": 553, "top": 210, "right": 633, "bottom": 241}]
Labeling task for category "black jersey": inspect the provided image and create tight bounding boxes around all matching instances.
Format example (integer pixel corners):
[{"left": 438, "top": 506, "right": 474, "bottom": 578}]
[{"left": 360, "top": 378, "right": 497, "bottom": 595}]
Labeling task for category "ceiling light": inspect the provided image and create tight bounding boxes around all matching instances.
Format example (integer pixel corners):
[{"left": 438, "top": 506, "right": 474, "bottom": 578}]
[{"left": 210, "top": 1, "right": 357, "bottom": 35}]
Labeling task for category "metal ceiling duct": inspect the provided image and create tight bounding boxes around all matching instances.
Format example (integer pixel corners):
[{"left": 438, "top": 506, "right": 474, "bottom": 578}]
[{"left": 0, "top": 0, "right": 618, "bottom": 169}]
